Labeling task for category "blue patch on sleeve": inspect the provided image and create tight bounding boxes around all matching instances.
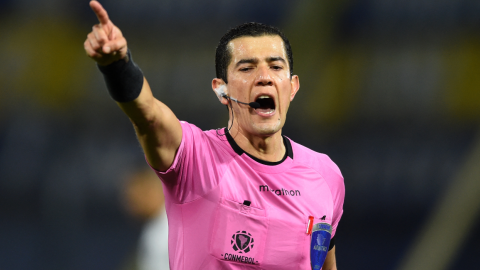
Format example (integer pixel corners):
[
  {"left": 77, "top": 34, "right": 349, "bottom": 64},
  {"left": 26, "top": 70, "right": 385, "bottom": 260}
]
[{"left": 310, "top": 223, "right": 332, "bottom": 270}]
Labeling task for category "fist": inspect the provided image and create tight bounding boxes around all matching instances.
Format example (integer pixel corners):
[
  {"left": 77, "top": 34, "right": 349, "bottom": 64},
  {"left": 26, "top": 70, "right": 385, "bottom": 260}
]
[{"left": 84, "top": 1, "right": 128, "bottom": 66}]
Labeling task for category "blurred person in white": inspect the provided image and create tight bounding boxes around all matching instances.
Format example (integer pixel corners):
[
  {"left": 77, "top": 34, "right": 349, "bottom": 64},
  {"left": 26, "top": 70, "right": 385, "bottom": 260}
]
[{"left": 124, "top": 167, "right": 169, "bottom": 270}]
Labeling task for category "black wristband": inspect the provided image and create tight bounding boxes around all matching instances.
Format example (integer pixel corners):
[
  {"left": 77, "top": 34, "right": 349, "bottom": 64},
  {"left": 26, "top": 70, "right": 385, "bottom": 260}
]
[{"left": 97, "top": 50, "right": 144, "bottom": 102}]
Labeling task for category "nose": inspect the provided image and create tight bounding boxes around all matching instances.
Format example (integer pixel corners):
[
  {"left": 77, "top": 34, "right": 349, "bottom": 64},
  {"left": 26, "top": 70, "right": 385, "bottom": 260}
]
[{"left": 254, "top": 66, "right": 273, "bottom": 86}]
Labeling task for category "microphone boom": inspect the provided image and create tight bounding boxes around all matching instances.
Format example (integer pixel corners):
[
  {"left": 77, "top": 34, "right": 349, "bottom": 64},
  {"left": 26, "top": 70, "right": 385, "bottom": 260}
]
[{"left": 225, "top": 95, "right": 260, "bottom": 109}]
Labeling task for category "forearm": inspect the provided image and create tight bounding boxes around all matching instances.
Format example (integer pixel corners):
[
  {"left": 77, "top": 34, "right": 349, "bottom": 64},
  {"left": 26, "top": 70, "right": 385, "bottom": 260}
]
[
  {"left": 116, "top": 77, "right": 157, "bottom": 127},
  {"left": 111, "top": 72, "right": 182, "bottom": 173},
  {"left": 111, "top": 71, "right": 182, "bottom": 172},
  {"left": 97, "top": 50, "right": 162, "bottom": 128}
]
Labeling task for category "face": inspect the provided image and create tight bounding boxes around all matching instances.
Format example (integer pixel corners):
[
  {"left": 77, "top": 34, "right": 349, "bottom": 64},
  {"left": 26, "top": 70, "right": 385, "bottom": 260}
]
[{"left": 213, "top": 35, "right": 300, "bottom": 137}]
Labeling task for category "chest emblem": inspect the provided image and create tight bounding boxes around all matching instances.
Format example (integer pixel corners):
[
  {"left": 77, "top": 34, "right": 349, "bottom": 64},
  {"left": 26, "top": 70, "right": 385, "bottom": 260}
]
[{"left": 231, "top": 231, "right": 254, "bottom": 253}]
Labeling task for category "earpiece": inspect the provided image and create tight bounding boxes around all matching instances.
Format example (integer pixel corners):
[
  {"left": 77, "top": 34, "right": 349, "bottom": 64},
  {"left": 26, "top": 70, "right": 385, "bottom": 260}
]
[
  {"left": 213, "top": 84, "right": 260, "bottom": 109},
  {"left": 214, "top": 85, "right": 228, "bottom": 101}
]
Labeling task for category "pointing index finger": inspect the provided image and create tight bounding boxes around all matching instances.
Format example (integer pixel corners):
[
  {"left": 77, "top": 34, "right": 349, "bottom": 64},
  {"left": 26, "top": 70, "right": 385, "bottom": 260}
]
[{"left": 90, "top": 1, "right": 110, "bottom": 26}]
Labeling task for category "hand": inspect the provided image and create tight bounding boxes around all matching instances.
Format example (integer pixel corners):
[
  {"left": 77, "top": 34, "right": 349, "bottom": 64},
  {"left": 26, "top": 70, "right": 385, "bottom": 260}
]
[{"left": 84, "top": 1, "right": 128, "bottom": 66}]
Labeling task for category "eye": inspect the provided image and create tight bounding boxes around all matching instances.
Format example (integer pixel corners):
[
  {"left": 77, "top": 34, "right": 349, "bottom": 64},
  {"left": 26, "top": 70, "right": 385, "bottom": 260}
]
[
  {"left": 271, "top": 65, "right": 283, "bottom": 70},
  {"left": 239, "top": 67, "right": 252, "bottom": 72}
]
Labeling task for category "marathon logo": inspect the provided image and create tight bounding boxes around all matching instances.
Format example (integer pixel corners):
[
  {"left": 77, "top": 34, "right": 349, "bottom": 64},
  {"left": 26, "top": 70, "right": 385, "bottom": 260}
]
[
  {"left": 222, "top": 253, "right": 257, "bottom": 264},
  {"left": 259, "top": 184, "right": 301, "bottom": 197}
]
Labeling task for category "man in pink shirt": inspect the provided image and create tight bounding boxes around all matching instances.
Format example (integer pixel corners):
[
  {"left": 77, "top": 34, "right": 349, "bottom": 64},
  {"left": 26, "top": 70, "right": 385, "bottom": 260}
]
[{"left": 84, "top": 1, "right": 344, "bottom": 269}]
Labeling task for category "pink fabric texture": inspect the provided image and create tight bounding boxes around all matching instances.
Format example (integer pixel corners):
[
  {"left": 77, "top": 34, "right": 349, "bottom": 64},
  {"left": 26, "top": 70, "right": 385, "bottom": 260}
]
[{"left": 150, "top": 121, "right": 345, "bottom": 269}]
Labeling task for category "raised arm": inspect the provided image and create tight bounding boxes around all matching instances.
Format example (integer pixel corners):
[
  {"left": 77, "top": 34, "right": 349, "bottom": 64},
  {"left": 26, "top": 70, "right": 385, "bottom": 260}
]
[{"left": 84, "top": 1, "right": 182, "bottom": 172}]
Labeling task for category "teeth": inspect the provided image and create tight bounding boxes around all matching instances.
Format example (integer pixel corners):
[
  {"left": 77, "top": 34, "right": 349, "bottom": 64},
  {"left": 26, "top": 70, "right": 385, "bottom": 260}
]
[{"left": 258, "top": 95, "right": 270, "bottom": 99}]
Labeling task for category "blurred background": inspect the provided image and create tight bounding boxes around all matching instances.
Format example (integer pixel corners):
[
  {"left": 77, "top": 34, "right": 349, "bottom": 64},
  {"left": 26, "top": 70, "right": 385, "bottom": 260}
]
[{"left": 1, "top": 0, "right": 479, "bottom": 269}]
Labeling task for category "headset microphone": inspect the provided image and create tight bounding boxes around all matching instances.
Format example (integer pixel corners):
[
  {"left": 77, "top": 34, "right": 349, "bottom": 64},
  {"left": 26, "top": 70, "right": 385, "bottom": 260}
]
[
  {"left": 222, "top": 94, "right": 261, "bottom": 109},
  {"left": 214, "top": 85, "right": 260, "bottom": 109},
  {"left": 214, "top": 85, "right": 261, "bottom": 135}
]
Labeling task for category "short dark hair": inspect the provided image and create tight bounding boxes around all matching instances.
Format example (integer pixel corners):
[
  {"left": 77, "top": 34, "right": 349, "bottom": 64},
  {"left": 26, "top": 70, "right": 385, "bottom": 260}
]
[{"left": 215, "top": 22, "right": 293, "bottom": 83}]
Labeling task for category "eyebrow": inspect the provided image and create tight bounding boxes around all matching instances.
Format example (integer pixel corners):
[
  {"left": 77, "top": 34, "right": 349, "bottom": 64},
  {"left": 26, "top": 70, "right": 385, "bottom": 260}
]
[
  {"left": 266, "top": 56, "right": 286, "bottom": 64},
  {"left": 235, "top": 58, "right": 258, "bottom": 68},
  {"left": 234, "top": 56, "right": 287, "bottom": 68}
]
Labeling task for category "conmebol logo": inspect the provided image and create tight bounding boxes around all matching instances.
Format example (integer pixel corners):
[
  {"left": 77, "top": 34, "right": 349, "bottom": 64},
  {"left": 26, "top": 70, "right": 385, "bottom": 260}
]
[{"left": 231, "top": 231, "right": 254, "bottom": 253}]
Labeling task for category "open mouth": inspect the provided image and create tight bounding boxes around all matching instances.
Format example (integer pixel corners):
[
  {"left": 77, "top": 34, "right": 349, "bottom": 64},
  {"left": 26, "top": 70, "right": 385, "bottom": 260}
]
[{"left": 255, "top": 95, "right": 275, "bottom": 113}]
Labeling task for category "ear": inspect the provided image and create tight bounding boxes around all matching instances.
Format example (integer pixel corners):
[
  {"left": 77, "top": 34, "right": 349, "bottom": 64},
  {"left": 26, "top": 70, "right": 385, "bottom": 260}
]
[
  {"left": 212, "top": 78, "right": 229, "bottom": 105},
  {"left": 289, "top": 75, "right": 300, "bottom": 101}
]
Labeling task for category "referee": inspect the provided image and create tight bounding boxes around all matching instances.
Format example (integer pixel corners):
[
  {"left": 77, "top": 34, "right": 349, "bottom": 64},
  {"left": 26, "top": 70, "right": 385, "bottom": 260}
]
[{"left": 84, "top": 1, "right": 345, "bottom": 269}]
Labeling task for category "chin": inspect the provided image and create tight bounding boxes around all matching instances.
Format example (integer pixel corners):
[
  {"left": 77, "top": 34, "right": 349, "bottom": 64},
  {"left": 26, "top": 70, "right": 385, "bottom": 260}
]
[{"left": 252, "top": 120, "right": 282, "bottom": 136}]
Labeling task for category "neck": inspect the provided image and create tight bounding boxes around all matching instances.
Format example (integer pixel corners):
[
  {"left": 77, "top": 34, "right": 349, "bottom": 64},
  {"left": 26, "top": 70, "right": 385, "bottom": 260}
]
[{"left": 228, "top": 125, "right": 285, "bottom": 162}]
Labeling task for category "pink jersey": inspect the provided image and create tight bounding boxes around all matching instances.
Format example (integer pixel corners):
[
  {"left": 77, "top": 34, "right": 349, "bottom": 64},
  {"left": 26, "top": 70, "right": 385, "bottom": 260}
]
[{"left": 150, "top": 121, "right": 345, "bottom": 270}]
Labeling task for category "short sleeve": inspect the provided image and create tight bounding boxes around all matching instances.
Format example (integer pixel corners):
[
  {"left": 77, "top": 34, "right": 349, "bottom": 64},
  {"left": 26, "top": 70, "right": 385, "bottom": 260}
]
[
  {"left": 330, "top": 179, "right": 344, "bottom": 238},
  {"left": 322, "top": 156, "right": 345, "bottom": 238},
  {"left": 148, "top": 121, "right": 229, "bottom": 203}
]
